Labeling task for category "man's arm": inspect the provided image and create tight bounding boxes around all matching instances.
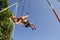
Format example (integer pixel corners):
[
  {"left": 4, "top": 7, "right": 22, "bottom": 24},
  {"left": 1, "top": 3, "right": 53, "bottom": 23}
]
[
  {"left": 19, "top": 14, "right": 29, "bottom": 19},
  {"left": 22, "top": 15, "right": 29, "bottom": 19}
]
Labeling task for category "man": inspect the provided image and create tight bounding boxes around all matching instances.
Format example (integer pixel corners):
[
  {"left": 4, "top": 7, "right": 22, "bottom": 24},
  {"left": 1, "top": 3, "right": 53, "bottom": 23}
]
[{"left": 9, "top": 14, "right": 36, "bottom": 30}]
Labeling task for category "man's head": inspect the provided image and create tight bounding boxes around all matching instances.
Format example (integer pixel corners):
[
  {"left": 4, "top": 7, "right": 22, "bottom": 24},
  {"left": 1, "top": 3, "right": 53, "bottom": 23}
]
[{"left": 9, "top": 15, "right": 16, "bottom": 19}]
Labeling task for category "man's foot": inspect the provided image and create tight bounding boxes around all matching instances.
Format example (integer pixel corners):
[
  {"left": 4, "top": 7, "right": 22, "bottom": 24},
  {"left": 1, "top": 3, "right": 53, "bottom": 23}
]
[{"left": 32, "top": 28, "right": 36, "bottom": 30}]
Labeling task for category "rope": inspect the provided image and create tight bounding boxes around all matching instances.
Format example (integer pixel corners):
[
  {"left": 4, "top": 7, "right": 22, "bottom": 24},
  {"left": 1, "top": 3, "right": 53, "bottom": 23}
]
[
  {"left": 26, "top": 0, "right": 30, "bottom": 15},
  {"left": 57, "top": 0, "right": 60, "bottom": 2},
  {"left": 21, "top": 0, "right": 26, "bottom": 16},
  {"left": 18, "top": 0, "right": 22, "bottom": 3},
  {"left": 11, "top": 0, "right": 22, "bottom": 40},
  {"left": 11, "top": 1, "right": 19, "bottom": 40},
  {"left": 13, "top": 2, "right": 18, "bottom": 16},
  {"left": 47, "top": 0, "right": 53, "bottom": 8},
  {"left": 47, "top": 0, "right": 60, "bottom": 22},
  {"left": 0, "top": 0, "right": 22, "bottom": 13},
  {"left": 11, "top": 3, "right": 18, "bottom": 40},
  {"left": 0, "top": 2, "right": 18, "bottom": 13},
  {"left": 27, "top": 0, "right": 30, "bottom": 13}
]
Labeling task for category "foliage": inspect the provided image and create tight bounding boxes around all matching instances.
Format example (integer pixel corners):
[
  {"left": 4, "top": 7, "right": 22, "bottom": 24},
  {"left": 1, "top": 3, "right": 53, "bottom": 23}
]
[{"left": 0, "top": 0, "right": 14, "bottom": 40}]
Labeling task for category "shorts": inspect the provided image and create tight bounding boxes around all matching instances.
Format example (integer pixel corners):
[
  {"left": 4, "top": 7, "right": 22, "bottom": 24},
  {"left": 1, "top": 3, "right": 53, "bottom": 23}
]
[{"left": 25, "top": 21, "right": 30, "bottom": 27}]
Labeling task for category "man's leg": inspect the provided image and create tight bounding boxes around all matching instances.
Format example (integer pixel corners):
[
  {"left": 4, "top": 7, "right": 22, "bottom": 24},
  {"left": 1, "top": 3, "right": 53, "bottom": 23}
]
[{"left": 30, "top": 22, "right": 36, "bottom": 30}]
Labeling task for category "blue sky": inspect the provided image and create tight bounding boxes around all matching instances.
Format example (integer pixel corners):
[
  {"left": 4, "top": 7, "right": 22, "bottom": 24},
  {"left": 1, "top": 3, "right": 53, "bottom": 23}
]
[{"left": 9, "top": 0, "right": 60, "bottom": 40}]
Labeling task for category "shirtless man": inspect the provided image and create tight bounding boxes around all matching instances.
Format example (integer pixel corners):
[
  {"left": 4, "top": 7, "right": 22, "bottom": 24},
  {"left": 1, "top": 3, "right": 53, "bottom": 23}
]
[{"left": 9, "top": 14, "right": 36, "bottom": 30}]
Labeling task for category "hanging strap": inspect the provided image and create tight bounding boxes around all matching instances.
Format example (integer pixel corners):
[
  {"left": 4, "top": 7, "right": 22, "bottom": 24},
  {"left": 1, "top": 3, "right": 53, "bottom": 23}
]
[
  {"left": 11, "top": 0, "right": 22, "bottom": 40},
  {"left": 26, "top": 0, "right": 30, "bottom": 15},
  {"left": 57, "top": 0, "right": 60, "bottom": 2},
  {"left": 13, "top": 0, "right": 22, "bottom": 16},
  {"left": 13, "top": 2, "right": 18, "bottom": 16},
  {"left": 0, "top": 0, "right": 22, "bottom": 13},
  {"left": 27, "top": 0, "right": 30, "bottom": 12},
  {"left": 11, "top": 1, "right": 18, "bottom": 40},
  {"left": 21, "top": 0, "right": 26, "bottom": 16},
  {"left": 47, "top": 0, "right": 53, "bottom": 9},
  {"left": 47, "top": 0, "right": 60, "bottom": 22},
  {"left": 0, "top": 2, "right": 18, "bottom": 13}
]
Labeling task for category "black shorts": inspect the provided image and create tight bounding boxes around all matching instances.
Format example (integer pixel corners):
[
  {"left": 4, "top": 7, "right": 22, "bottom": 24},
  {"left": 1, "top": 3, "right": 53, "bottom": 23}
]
[{"left": 25, "top": 21, "right": 30, "bottom": 27}]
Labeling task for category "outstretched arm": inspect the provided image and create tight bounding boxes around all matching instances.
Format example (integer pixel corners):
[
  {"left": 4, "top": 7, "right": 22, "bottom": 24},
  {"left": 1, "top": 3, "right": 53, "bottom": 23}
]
[
  {"left": 19, "top": 14, "right": 29, "bottom": 19},
  {"left": 22, "top": 15, "right": 29, "bottom": 19}
]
